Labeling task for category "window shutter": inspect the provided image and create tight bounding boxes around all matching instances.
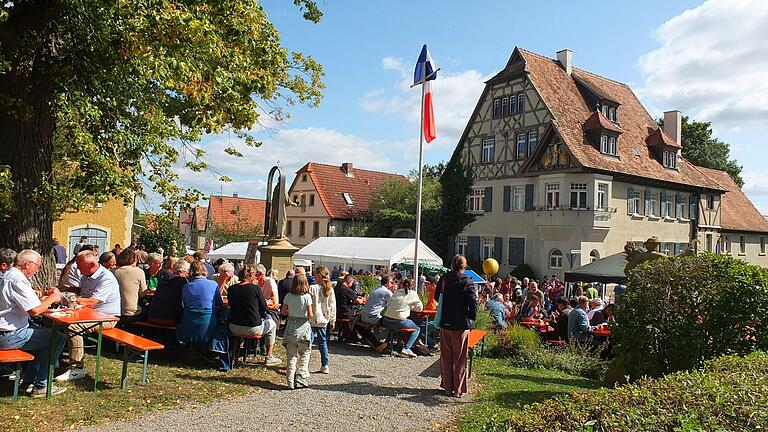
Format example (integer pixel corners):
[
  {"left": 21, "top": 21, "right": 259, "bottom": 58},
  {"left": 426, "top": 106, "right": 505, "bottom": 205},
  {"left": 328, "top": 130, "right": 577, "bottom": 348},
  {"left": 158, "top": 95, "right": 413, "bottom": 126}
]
[
  {"left": 524, "top": 184, "right": 534, "bottom": 211},
  {"left": 494, "top": 237, "right": 503, "bottom": 263},
  {"left": 484, "top": 186, "right": 493, "bottom": 212},
  {"left": 626, "top": 187, "right": 634, "bottom": 214},
  {"left": 503, "top": 186, "right": 511, "bottom": 212},
  {"left": 689, "top": 195, "right": 698, "bottom": 220},
  {"left": 508, "top": 237, "right": 525, "bottom": 265},
  {"left": 467, "top": 236, "right": 481, "bottom": 261}
]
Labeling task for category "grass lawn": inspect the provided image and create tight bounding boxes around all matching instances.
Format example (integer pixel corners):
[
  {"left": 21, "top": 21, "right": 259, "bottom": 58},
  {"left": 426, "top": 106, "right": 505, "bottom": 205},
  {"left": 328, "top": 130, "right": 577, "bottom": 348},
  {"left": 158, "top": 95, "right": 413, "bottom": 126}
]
[
  {"left": 0, "top": 342, "right": 286, "bottom": 432},
  {"left": 459, "top": 357, "right": 604, "bottom": 431}
]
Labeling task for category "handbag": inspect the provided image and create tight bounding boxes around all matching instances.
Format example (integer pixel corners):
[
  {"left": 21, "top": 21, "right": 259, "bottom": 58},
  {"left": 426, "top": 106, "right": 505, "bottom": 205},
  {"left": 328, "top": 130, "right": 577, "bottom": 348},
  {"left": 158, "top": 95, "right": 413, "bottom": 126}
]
[{"left": 433, "top": 278, "right": 445, "bottom": 328}]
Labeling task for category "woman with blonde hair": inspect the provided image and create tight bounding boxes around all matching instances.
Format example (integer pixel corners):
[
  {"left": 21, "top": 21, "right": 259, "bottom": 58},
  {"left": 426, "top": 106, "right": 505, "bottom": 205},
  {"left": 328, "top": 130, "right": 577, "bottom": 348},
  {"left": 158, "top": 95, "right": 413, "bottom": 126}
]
[{"left": 309, "top": 266, "right": 336, "bottom": 374}]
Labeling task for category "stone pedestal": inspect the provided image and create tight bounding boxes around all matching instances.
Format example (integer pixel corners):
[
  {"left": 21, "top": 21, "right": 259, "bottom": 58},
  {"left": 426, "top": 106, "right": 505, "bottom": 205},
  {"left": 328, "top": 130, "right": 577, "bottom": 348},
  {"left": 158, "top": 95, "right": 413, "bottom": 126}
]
[{"left": 257, "top": 237, "right": 299, "bottom": 276}]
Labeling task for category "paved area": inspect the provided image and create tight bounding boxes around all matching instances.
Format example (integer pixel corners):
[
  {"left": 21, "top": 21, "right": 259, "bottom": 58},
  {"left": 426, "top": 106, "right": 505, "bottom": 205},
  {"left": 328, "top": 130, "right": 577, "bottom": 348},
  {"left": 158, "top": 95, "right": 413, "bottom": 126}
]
[{"left": 79, "top": 344, "right": 468, "bottom": 432}]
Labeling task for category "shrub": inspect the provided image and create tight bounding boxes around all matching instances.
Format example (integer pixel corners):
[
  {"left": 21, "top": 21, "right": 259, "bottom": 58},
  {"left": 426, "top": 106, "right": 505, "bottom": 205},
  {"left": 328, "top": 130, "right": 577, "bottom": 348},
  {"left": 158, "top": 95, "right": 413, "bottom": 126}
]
[
  {"left": 357, "top": 275, "right": 379, "bottom": 295},
  {"left": 615, "top": 253, "right": 768, "bottom": 378},
  {"left": 510, "top": 343, "right": 607, "bottom": 381},
  {"left": 503, "top": 352, "right": 768, "bottom": 432},
  {"left": 487, "top": 326, "right": 540, "bottom": 359},
  {"left": 509, "top": 263, "right": 536, "bottom": 281},
  {"left": 474, "top": 304, "right": 492, "bottom": 331}
]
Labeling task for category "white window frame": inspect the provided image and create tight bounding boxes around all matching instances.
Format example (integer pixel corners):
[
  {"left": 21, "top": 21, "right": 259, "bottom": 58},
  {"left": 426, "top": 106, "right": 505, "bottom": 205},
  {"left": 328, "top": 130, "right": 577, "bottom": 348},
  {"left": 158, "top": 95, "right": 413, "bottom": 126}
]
[
  {"left": 597, "top": 183, "right": 608, "bottom": 211},
  {"left": 546, "top": 183, "right": 560, "bottom": 210},
  {"left": 628, "top": 190, "right": 641, "bottom": 215},
  {"left": 528, "top": 130, "right": 538, "bottom": 156},
  {"left": 516, "top": 133, "right": 526, "bottom": 160},
  {"left": 342, "top": 192, "right": 354, "bottom": 206},
  {"left": 512, "top": 186, "right": 525, "bottom": 212},
  {"left": 600, "top": 135, "right": 608, "bottom": 153},
  {"left": 676, "top": 195, "right": 686, "bottom": 219},
  {"left": 608, "top": 106, "right": 616, "bottom": 122},
  {"left": 482, "top": 138, "right": 495, "bottom": 163},
  {"left": 501, "top": 97, "right": 508, "bottom": 116},
  {"left": 663, "top": 150, "right": 677, "bottom": 169},
  {"left": 468, "top": 188, "right": 485, "bottom": 213},
  {"left": 602, "top": 105, "right": 609, "bottom": 117},
  {"left": 645, "top": 191, "right": 657, "bottom": 217},
  {"left": 570, "top": 183, "right": 588, "bottom": 210},
  {"left": 493, "top": 98, "right": 501, "bottom": 118},
  {"left": 609, "top": 136, "right": 617, "bottom": 155},
  {"left": 482, "top": 237, "right": 494, "bottom": 261},
  {"left": 517, "top": 93, "right": 524, "bottom": 113},
  {"left": 549, "top": 249, "right": 563, "bottom": 269},
  {"left": 661, "top": 194, "right": 673, "bottom": 218},
  {"left": 457, "top": 236, "right": 467, "bottom": 256}
]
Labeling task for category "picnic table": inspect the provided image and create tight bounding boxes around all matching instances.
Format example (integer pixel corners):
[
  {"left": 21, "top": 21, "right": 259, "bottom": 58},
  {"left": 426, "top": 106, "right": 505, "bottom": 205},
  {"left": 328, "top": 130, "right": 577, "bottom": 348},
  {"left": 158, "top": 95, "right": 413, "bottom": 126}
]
[
  {"left": 354, "top": 296, "right": 367, "bottom": 305},
  {"left": 43, "top": 307, "right": 119, "bottom": 398},
  {"left": 519, "top": 319, "right": 548, "bottom": 328},
  {"left": 590, "top": 326, "right": 611, "bottom": 337}
]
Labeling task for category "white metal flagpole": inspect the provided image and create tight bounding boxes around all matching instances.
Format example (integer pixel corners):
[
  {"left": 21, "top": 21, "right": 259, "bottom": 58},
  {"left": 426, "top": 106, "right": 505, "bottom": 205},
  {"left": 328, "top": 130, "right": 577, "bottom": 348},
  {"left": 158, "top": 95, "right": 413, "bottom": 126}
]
[{"left": 413, "top": 76, "right": 426, "bottom": 291}]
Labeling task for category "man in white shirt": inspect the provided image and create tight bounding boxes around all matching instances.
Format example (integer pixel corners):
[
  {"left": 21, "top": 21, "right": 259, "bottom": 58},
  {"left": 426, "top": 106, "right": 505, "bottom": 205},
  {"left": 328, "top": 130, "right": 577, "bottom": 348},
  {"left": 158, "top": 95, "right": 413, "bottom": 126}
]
[
  {"left": 0, "top": 248, "right": 16, "bottom": 275},
  {"left": 56, "top": 250, "right": 120, "bottom": 382},
  {"left": 255, "top": 263, "right": 279, "bottom": 306},
  {"left": 0, "top": 249, "right": 67, "bottom": 397}
]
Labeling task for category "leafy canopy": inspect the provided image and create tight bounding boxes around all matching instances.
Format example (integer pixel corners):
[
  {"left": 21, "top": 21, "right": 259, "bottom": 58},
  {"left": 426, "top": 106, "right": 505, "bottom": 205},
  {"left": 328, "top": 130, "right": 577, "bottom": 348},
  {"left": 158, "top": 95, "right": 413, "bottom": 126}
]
[{"left": 0, "top": 1, "right": 324, "bottom": 216}]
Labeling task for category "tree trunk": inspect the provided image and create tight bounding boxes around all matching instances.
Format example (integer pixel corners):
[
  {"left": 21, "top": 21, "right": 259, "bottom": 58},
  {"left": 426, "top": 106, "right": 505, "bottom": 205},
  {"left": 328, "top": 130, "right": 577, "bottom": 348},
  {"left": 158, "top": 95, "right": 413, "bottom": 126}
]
[{"left": 0, "top": 3, "right": 60, "bottom": 288}]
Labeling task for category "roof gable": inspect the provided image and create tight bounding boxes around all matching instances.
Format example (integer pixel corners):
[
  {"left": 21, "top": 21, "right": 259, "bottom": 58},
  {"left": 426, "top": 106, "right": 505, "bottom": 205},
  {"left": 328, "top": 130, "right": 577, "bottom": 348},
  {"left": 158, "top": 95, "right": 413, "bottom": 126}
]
[
  {"left": 696, "top": 167, "right": 768, "bottom": 233},
  {"left": 297, "top": 162, "right": 406, "bottom": 220},
  {"left": 207, "top": 195, "right": 266, "bottom": 230}
]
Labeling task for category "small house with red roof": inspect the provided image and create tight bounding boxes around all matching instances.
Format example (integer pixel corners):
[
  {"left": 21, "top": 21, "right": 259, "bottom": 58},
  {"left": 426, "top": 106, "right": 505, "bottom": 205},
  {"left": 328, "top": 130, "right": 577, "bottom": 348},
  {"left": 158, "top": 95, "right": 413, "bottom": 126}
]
[
  {"left": 286, "top": 162, "right": 406, "bottom": 247},
  {"left": 179, "top": 194, "right": 266, "bottom": 251}
]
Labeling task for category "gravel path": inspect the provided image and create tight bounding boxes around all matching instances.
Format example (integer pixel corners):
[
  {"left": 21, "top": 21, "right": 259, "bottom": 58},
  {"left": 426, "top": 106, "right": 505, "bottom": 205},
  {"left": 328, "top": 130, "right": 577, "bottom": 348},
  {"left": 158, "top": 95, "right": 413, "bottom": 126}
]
[{"left": 79, "top": 343, "right": 469, "bottom": 432}]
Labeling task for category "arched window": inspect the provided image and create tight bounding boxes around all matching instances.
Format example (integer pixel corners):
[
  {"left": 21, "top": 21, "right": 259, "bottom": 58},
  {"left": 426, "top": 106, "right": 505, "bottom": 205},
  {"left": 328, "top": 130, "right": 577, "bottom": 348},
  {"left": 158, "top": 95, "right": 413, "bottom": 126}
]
[
  {"left": 549, "top": 249, "right": 563, "bottom": 269},
  {"left": 68, "top": 226, "right": 108, "bottom": 256},
  {"left": 590, "top": 250, "right": 600, "bottom": 263}
]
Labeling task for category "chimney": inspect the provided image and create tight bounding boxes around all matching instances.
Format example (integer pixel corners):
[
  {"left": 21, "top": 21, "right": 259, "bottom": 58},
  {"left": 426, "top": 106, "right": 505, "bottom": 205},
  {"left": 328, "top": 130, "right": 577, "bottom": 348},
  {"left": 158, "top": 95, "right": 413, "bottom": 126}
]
[
  {"left": 232, "top": 192, "right": 238, "bottom": 198},
  {"left": 556, "top": 49, "right": 572, "bottom": 76},
  {"left": 341, "top": 162, "right": 354, "bottom": 177},
  {"left": 663, "top": 110, "right": 682, "bottom": 146}
]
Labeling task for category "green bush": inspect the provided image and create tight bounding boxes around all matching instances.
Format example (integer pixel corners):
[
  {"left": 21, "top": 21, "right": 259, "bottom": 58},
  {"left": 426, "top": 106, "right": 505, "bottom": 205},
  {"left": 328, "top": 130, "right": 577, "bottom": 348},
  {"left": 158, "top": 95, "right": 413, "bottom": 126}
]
[
  {"left": 357, "top": 275, "right": 379, "bottom": 295},
  {"left": 503, "top": 352, "right": 768, "bottom": 432},
  {"left": 510, "top": 343, "right": 607, "bottom": 381},
  {"left": 487, "top": 326, "right": 540, "bottom": 359},
  {"left": 615, "top": 253, "right": 768, "bottom": 378},
  {"left": 474, "top": 304, "right": 492, "bottom": 331}
]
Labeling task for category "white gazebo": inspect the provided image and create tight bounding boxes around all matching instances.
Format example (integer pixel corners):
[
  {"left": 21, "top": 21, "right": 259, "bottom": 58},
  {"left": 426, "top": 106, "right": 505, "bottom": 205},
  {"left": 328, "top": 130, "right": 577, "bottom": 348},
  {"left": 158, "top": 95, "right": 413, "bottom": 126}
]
[
  {"left": 207, "top": 241, "right": 261, "bottom": 263},
  {"left": 294, "top": 237, "right": 442, "bottom": 272}
]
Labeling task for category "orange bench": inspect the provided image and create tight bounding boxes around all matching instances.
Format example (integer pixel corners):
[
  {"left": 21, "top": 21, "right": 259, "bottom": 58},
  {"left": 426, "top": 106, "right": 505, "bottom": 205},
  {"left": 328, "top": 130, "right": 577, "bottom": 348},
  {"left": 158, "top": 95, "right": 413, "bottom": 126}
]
[
  {"left": 387, "top": 327, "right": 418, "bottom": 357},
  {"left": 0, "top": 349, "right": 34, "bottom": 401},
  {"left": 101, "top": 328, "right": 164, "bottom": 390},
  {"left": 230, "top": 333, "right": 263, "bottom": 368},
  {"left": 468, "top": 329, "right": 487, "bottom": 378},
  {"left": 132, "top": 320, "right": 177, "bottom": 330}
]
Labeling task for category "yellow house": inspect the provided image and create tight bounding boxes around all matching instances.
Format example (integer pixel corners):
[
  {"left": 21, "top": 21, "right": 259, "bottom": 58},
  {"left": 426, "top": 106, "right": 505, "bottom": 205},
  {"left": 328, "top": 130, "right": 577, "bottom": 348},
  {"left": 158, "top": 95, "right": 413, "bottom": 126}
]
[{"left": 52, "top": 199, "right": 134, "bottom": 260}]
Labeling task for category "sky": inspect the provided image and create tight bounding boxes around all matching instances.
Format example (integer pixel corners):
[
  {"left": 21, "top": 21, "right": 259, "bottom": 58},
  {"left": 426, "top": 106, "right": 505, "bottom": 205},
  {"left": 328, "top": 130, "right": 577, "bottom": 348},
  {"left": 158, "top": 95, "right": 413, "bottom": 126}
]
[{"left": 144, "top": 0, "right": 768, "bottom": 215}]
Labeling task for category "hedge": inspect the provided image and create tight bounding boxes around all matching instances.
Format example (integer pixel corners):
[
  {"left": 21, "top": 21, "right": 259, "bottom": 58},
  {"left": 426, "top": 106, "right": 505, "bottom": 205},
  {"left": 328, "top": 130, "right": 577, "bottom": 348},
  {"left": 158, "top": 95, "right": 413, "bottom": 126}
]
[{"left": 498, "top": 352, "right": 768, "bottom": 432}]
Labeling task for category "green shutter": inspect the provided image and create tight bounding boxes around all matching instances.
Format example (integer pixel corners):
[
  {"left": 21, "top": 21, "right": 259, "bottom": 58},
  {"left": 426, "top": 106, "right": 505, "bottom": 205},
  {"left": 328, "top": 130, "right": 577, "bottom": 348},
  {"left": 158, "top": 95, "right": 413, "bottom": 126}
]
[{"left": 503, "top": 185, "right": 511, "bottom": 212}]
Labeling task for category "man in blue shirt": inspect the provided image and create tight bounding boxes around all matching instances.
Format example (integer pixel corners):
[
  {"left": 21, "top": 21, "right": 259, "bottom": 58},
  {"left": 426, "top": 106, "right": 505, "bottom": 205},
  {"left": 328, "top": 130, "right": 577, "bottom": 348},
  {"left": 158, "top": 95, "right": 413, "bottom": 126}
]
[
  {"left": 485, "top": 293, "right": 508, "bottom": 329},
  {"left": 356, "top": 275, "right": 394, "bottom": 352},
  {"left": 567, "top": 296, "right": 595, "bottom": 344}
]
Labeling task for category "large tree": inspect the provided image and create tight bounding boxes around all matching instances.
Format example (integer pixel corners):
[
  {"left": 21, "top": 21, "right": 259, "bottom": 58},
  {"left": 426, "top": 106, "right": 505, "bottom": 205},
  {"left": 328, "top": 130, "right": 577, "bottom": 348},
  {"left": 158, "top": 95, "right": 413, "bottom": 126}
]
[
  {"left": 0, "top": 1, "right": 324, "bottom": 285},
  {"left": 661, "top": 116, "right": 744, "bottom": 187}
]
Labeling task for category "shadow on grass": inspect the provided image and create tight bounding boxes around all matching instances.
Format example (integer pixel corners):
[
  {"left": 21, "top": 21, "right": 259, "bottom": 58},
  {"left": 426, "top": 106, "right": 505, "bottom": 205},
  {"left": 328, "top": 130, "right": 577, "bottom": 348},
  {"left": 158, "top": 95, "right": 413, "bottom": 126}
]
[{"left": 483, "top": 371, "right": 603, "bottom": 389}]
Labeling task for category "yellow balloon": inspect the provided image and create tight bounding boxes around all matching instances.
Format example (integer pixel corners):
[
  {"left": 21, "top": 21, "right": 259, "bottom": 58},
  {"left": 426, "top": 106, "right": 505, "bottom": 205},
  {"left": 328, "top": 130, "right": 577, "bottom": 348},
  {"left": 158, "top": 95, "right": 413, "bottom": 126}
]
[{"left": 482, "top": 258, "right": 499, "bottom": 276}]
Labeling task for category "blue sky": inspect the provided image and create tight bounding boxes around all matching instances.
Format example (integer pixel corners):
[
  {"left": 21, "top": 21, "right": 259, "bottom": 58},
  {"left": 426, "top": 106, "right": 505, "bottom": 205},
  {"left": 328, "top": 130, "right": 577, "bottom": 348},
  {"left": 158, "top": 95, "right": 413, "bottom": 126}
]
[{"left": 153, "top": 0, "right": 768, "bottom": 215}]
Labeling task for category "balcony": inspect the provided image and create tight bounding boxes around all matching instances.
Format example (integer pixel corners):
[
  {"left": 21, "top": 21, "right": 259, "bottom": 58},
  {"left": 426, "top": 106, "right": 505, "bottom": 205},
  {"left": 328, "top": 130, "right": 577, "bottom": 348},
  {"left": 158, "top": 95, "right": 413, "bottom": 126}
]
[{"left": 533, "top": 206, "right": 616, "bottom": 230}]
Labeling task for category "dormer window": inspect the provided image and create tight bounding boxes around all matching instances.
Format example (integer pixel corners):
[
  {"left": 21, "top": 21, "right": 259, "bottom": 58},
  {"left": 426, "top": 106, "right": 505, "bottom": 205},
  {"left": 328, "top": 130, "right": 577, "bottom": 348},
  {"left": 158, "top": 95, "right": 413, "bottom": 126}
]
[
  {"left": 342, "top": 193, "right": 353, "bottom": 206},
  {"left": 600, "top": 134, "right": 618, "bottom": 156},
  {"left": 663, "top": 150, "right": 677, "bottom": 169},
  {"left": 608, "top": 107, "right": 617, "bottom": 122}
]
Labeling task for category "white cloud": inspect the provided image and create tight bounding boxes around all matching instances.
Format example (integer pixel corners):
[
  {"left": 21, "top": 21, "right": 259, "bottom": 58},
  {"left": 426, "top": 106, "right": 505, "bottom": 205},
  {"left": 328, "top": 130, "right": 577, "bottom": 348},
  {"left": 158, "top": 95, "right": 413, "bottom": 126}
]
[
  {"left": 637, "top": 0, "right": 768, "bottom": 129},
  {"left": 744, "top": 171, "right": 768, "bottom": 198},
  {"left": 360, "top": 57, "right": 487, "bottom": 148}
]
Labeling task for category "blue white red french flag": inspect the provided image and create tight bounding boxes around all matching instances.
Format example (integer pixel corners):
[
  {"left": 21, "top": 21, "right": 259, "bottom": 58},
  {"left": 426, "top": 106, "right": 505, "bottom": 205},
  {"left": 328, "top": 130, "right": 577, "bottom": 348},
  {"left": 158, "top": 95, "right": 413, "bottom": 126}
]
[{"left": 414, "top": 44, "right": 437, "bottom": 143}]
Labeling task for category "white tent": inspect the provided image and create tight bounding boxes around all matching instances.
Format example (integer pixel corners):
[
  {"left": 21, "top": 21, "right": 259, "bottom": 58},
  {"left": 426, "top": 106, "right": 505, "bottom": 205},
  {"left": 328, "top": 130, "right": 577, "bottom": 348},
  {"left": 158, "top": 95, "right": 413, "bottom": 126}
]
[
  {"left": 295, "top": 237, "right": 442, "bottom": 271},
  {"left": 207, "top": 241, "right": 260, "bottom": 262}
]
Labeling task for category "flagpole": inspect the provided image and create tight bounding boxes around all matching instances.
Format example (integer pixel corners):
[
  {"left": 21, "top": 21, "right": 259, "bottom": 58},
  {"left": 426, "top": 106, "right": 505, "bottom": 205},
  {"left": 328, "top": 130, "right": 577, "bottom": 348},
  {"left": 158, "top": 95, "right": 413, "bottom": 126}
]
[{"left": 413, "top": 76, "right": 426, "bottom": 291}]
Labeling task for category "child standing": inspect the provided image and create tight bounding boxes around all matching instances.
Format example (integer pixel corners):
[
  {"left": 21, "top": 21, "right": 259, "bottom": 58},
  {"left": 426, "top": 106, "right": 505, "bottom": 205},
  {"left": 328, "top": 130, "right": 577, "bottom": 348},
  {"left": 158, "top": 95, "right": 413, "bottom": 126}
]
[
  {"left": 280, "top": 273, "right": 314, "bottom": 389},
  {"left": 309, "top": 266, "right": 336, "bottom": 374}
]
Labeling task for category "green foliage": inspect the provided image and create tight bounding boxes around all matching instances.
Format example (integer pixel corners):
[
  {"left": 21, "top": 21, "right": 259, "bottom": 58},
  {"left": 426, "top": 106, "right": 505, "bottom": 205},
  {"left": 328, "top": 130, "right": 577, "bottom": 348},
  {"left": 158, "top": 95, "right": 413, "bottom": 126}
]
[
  {"left": 357, "top": 275, "right": 379, "bottom": 295},
  {"left": 1, "top": 1, "right": 324, "bottom": 219},
  {"left": 209, "top": 220, "right": 264, "bottom": 247},
  {"left": 474, "top": 303, "right": 492, "bottom": 331},
  {"left": 509, "top": 343, "right": 608, "bottom": 381},
  {"left": 438, "top": 155, "right": 476, "bottom": 259},
  {"left": 0, "top": 165, "right": 13, "bottom": 218},
  {"left": 487, "top": 326, "right": 541, "bottom": 358},
  {"left": 660, "top": 116, "right": 743, "bottom": 187},
  {"left": 509, "top": 263, "right": 536, "bottom": 281},
  {"left": 137, "top": 214, "right": 185, "bottom": 256},
  {"left": 614, "top": 253, "right": 768, "bottom": 378},
  {"left": 503, "top": 352, "right": 768, "bottom": 432}
]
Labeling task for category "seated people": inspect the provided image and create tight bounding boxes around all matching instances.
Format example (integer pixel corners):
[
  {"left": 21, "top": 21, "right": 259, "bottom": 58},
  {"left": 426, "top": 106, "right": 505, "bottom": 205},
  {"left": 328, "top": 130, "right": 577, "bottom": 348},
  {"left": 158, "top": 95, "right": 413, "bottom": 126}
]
[
  {"left": 485, "top": 293, "right": 508, "bottom": 329},
  {"left": 355, "top": 275, "right": 393, "bottom": 352},
  {"left": 590, "top": 303, "right": 613, "bottom": 326},
  {"left": 587, "top": 298, "right": 605, "bottom": 321},
  {"left": 553, "top": 298, "right": 573, "bottom": 341},
  {"left": 567, "top": 296, "right": 595, "bottom": 344},
  {"left": 0, "top": 250, "right": 68, "bottom": 397},
  {"left": 114, "top": 248, "right": 148, "bottom": 324},
  {"left": 211, "top": 262, "right": 239, "bottom": 297},
  {"left": 423, "top": 276, "right": 439, "bottom": 310},
  {"left": 147, "top": 259, "right": 189, "bottom": 325},
  {"left": 145, "top": 253, "right": 165, "bottom": 289},
  {"left": 255, "top": 264, "right": 279, "bottom": 308},
  {"left": 519, "top": 294, "right": 545, "bottom": 320},
  {"left": 56, "top": 250, "right": 121, "bottom": 382},
  {"left": 334, "top": 274, "right": 359, "bottom": 342},
  {"left": 381, "top": 278, "right": 423, "bottom": 358},
  {"left": 227, "top": 264, "right": 280, "bottom": 366},
  {"left": 178, "top": 260, "right": 224, "bottom": 344}
]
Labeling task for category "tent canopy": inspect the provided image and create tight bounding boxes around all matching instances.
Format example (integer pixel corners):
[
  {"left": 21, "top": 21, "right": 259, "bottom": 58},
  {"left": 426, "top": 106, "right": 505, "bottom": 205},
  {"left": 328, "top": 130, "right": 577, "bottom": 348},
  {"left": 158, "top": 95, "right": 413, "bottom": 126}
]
[
  {"left": 464, "top": 269, "right": 486, "bottom": 284},
  {"left": 564, "top": 251, "right": 629, "bottom": 284},
  {"left": 295, "top": 237, "right": 442, "bottom": 269},
  {"left": 207, "top": 242, "right": 258, "bottom": 261}
]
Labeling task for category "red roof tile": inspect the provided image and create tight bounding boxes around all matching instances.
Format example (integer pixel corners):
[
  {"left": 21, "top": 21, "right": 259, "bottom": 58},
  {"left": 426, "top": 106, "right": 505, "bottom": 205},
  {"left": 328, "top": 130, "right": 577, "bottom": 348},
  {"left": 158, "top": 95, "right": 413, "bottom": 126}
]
[
  {"left": 207, "top": 195, "right": 265, "bottom": 230},
  {"left": 583, "top": 111, "right": 624, "bottom": 134},
  {"left": 696, "top": 167, "right": 768, "bottom": 233},
  {"left": 518, "top": 48, "right": 723, "bottom": 191},
  {"left": 297, "top": 162, "right": 406, "bottom": 220},
  {"left": 193, "top": 206, "right": 208, "bottom": 231},
  {"left": 646, "top": 128, "right": 681, "bottom": 149}
]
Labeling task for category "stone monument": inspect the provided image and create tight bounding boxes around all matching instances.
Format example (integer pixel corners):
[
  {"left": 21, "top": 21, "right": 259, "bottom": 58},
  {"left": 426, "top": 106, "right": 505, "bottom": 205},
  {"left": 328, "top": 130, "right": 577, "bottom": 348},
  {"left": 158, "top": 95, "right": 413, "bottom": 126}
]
[{"left": 255, "top": 166, "right": 299, "bottom": 276}]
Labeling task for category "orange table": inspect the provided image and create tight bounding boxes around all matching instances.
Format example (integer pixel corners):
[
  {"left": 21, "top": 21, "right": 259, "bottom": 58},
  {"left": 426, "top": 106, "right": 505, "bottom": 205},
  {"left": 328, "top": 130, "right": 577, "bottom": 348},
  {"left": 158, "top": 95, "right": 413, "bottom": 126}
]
[
  {"left": 354, "top": 296, "right": 367, "bottom": 305},
  {"left": 590, "top": 327, "right": 611, "bottom": 337},
  {"left": 43, "top": 307, "right": 119, "bottom": 397},
  {"left": 519, "top": 319, "right": 548, "bottom": 328}
]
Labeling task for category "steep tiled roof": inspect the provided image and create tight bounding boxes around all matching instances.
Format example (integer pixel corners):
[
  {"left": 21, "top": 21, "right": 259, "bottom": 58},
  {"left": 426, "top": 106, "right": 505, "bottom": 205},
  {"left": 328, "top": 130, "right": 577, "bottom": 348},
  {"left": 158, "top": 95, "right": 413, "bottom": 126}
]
[
  {"left": 646, "top": 128, "right": 681, "bottom": 149},
  {"left": 298, "top": 162, "right": 406, "bottom": 220},
  {"left": 207, "top": 195, "right": 265, "bottom": 229},
  {"left": 583, "top": 111, "right": 624, "bottom": 134},
  {"left": 696, "top": 167, "right": 768, "bottom": 233},
  {"left": 193, "top": 206, "right": 208, "bottom": 231},
  {"left": 518, "top": 48, "right": 723, "bottom": 191}
]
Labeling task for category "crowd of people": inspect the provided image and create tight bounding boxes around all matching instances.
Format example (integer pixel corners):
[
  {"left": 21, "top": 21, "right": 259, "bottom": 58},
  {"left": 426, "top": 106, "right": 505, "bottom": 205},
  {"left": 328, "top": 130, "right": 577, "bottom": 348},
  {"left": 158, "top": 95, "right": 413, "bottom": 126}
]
[{"left": 482, "top": 275, "right": 617, "bottom": 346}]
